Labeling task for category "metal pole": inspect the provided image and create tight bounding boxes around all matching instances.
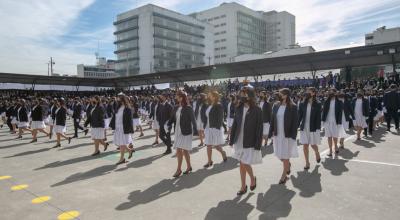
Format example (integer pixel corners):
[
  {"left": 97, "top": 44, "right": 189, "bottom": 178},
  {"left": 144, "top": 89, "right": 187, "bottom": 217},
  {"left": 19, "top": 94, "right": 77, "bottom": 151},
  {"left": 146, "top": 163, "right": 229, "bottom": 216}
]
[{"left": 50, "top": 57, "right": 53, "bottom": 76}]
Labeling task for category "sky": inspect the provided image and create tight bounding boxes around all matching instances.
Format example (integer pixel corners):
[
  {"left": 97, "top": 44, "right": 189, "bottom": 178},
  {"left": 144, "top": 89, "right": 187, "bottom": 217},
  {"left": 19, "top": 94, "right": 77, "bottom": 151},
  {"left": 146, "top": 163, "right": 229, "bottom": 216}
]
[{"left": 0, "top": 0, "right": 399, "bottom": 76}]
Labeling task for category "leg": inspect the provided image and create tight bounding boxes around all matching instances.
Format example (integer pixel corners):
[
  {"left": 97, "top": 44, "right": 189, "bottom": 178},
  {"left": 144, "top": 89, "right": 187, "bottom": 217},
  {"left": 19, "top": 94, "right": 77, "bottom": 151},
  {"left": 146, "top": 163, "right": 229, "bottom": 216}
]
[
  {"left": 207, "top": 145, "right": 213, "bottom": 164},
  {"left": 303, "top": 144, "right": 310, "bottom": 168},
  {"left": 327, "top": 137, "right": 333, "bottom": 155},
  {"left": 239, "top": 163, "right": 246, "bottom": 191},
  {"left": 175, "top": 148, "right": 183, "bottom": 174},
  {"left": 243, "top": 164, "right": 255, "bottom": 187},
  {"left": 183, "top": 150, "right": 191, "bottom": 171},
  {"left": 215, "top": 146, "right": 227, "bottom": 161},
  {"left": 311, "top": 144, "right": 321, "bottom": 162}
]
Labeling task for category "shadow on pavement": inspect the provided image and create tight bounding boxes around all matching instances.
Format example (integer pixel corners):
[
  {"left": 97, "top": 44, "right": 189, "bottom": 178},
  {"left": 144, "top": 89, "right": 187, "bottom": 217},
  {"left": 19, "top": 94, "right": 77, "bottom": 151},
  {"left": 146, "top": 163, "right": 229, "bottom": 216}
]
[
  {"left": 115, "top": 160, "right": 238, "bottom": 211},
  {"left": 114, "top": 154, "right": 164, "bottom": 171},
  {"left": 205, "top": 193, "right": 255, "bottom": 220},
  {"left": 290, "top": 165, "right": 322, "bottom": 198},
  {"left": 256, "top": 184, "right": 296, "bottom": 220},
  {"left": 3, "top": 147, "right": 51, "bottom": 158}
]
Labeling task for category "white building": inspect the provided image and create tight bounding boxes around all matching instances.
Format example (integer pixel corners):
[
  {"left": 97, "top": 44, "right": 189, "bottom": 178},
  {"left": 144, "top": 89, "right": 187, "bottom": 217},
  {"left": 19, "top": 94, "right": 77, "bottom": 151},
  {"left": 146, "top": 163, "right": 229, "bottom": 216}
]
[
  {"left": 190, "top": 2, "right": 295, "bottom": 64},
  {"left": 77, "top": 58, "right": 117, "bottom": 78},
  {"left": 232, "top": 45, "right": 315, "bottom": 62},
  {"left": 365, "top": 26, "right": 400, "bottom": 45},
  {"left": 114, "top": 4, "right": 214, "bottom": 76}
]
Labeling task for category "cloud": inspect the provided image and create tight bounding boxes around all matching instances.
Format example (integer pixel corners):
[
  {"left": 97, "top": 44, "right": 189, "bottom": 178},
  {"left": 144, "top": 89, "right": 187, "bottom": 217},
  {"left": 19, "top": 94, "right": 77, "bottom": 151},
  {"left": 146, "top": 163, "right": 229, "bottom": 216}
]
[{"left": 0, "top": 0, "right": 96, "bottom": 75}]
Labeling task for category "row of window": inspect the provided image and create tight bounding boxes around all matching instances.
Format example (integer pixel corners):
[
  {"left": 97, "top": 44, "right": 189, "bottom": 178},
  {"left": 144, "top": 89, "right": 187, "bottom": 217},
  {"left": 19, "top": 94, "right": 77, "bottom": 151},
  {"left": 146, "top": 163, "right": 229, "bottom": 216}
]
[
  {"left": 154, "top": 58, "right": 203, "bottom": 70},
  {"left": 214, "top": 54, "right": 227, "bottom": 58},
  {"left": 238, "top": 38, "right": 266, "bottom": 50},
  {"left": 154, "top": 26, "right": 204, "bottom": 45},
  {"left": 202, "top": 14, "right": 227, "bottom": 22},
  {"left": 215, "top": 31, "right": 227, "bottom": 36},
  {"left": 154, "top": 37, "right": 204, "bottom": 53},
  {"left": 237, "top": 12, "right": 265, "bottom": 27},
  {"left": 115, "top": 61, "right": 139, "bottom": 71},
  {"left": 215, "top": 46, "right": 227, "bottom": 51},
  {"left": 115, "top": 29, "right": 138, "bottom": 41},
  {"left": 214, "top": 23, "right": 226, "bottom": 28},
  {"left": 116, "top": 50, "right": 139, "bottom": 59},
  {"left": 215, "top": 38, "right": 227, "bottom": 43},
  {"left": 84, "top": 72, "right": 116, "bottom": 78},
  {"left": 238, "top": 30, "right": 267, "bottom": 42},
  {"left": 116, "top": 39, "right": 138, "bottom": 50},
  {"left": 153, "top": 15, "right": 203, "bottom": 36},
  {"left": 154, "top": 48, "right": 204, "bottom": 62},
  {"left": 115, "top": 19, "right": 138, "bottom": 32}
]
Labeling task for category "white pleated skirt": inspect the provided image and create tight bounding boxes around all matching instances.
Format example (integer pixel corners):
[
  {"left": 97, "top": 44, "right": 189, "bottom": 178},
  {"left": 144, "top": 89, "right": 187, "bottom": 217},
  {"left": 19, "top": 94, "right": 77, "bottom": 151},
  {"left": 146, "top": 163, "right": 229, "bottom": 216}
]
[
  {"left": 227, "top": 118, "right": 234, "bottom": 128},
  {"left": 113, "top": 127, "right": 132, "bottom": 146},
  {"left": 204, "top": 127, "right": 225, "bottom": 146},
  {"left": 374, "top": 111, "right": 383, "bottom": 121},
  {"left": 31, "top": 121, "right": 46, "bottom": 129},
  {"left": 196, "top": 118, "right": 204, "bottom": 131},
  {"left": 273, "top": 135, "right": 298, "bottom": 159},
  {"left": 104, "top": 118, "right": 111, "bottom": 129},
  {"left": 323, "top": 121, "right": 344, "bottom": 138},
  {"left": 91, "top": 128, "right": 105, "bottom": 140},
  {"left": 299, "top": 129, "right": 321, "bottom": 145},
  {"left": 263, "top": 123, "right": 270, "bottom": 136},
  {"left": 353, "top": 115, "right": 367, "bottom": 128},
  {"left": 173, "top": 133, "right": 192, "bottom": 151},
  {"left": 152, "top": 120, "right": 160, "bottom": 130},
  {"left": 18, "top": 121, "right": 29, "bottom": 128},
  {"left": 11, "top": 117, "right": 17, "bottom": 124},
  {"left": 132, "top": 118, "right": 141, "bottom": 127},
  {"left": 53, "top": 125, "right": 66, "bottom": 134},
  {"left": 44, "top": 116, "right": 50, "bottom": 125},
  {"left": 232, "top": 147, "right": 262, "bottom": 165}
]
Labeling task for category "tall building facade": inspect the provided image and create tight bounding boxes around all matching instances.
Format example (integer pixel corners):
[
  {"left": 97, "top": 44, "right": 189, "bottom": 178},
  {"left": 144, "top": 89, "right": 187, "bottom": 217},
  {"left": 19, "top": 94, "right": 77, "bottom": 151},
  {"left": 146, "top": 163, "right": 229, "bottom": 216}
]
[
  {"left": 114, "top": 4, "right": 214, "bottom": 76},
  {"left": 365, "top": 26, "right": 400, "bottom": 45},
  {"left": 77, "top": 58, "right": 117, "bottom": 78},
  {"left": 190, "top": 2, "right": 295, "bottom": 64}
]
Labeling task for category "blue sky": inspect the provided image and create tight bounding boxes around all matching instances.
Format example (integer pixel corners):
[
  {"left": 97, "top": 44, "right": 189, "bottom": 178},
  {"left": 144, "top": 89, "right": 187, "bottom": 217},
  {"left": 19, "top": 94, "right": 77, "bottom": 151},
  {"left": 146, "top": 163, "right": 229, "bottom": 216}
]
[{"left": 0, "top": 0, "right": 399, "bottom": 75}]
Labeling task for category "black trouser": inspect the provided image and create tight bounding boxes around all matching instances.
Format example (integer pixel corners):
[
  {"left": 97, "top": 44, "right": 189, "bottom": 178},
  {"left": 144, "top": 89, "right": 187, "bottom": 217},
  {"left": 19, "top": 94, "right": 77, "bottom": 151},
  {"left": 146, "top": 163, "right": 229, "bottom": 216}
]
[
  {"left": 73, "top": 118, "right": 85, "bottom": 137},
  {"left": 159, "top": 124, "right": 172, "bottom": 149},
  {"left": 364, "top": 114, "right": 374, "bottom": 135},
  {"left": 6, "top": 118, "right": 12, "bottom": 131},
  {"left": 386, "top": 109, "right": 399, "bottom": 130}
]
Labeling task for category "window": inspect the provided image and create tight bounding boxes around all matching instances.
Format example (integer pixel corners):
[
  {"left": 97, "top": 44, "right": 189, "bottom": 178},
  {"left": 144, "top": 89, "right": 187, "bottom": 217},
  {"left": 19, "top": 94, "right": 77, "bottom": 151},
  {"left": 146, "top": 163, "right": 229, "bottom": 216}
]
[
  {"left": 220, "top": 54, "right": 227, "bottom": 57},
  {"left": 365, "top": 36, "right": 374, "bottom": 40},
  {"left": 208, "top": 18, "right": 213, "bottom": 21},
  {"left": 214, "top": 24, "right": 220, "bottom": 28},
  {"left": 221, "top": 15, "right": 226, "bottom": 18}
]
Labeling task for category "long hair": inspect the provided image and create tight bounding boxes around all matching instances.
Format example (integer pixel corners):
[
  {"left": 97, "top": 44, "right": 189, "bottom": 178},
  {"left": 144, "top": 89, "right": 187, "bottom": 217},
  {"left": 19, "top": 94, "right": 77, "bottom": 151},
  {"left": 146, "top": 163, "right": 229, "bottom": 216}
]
[
  {"left": 279, "top": 88, "right": 292, "bottom": 106},
  {"left": 307, "top": 87, "right": 317, "bottom": 103},
  {"left": 176, "top": 90, "right": 189, "bottom": 107},
  {"left": 118, "top": 95, "right": 131, "bottom": 108},
  {"left": 209, "top": 91, "right": 220, "bottom": 105}
]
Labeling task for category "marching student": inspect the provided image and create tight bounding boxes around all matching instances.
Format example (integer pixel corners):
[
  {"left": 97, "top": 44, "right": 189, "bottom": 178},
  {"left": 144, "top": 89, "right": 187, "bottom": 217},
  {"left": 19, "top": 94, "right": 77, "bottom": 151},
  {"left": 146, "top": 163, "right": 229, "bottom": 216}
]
[
  {"left": 168, "top": 91, "right": 198, "bottom": 178},
  {"left": 225, "top": 94, "right": 236, "bottom": 142},
  {"left": 195, "top": 93, "right": 207, "bottom": 147},
  {"left": 10, "top": 102, "right": 18, "bottom": 134},
  {"left": 298, "top": 87, "right": 321, "bottom": 170},
  {"left": 53, "top": 99, "right": 72, "bottom": 148},
  {"left": 322, "top": 88, "right": 344, "bottom": 156},
  {"left": 89, "top": 96, "right": 109, "bottom": 156},
  {"left": 365, "top": 90, "right": 378, "bottom": 136},
  {"left": 383, "top": 84, "right": 400, "bottom": 131},
  {"left": 16, "top": 99, "right": 32, "bottom": 139},
  {"left": 72, "top": 97, "right": 89, "bottom": 138},
  {"left": 132, "top": 97, "right": 144, "bottom": 137},
  {"left": 49, "top": 99, "right": 58, "bottom": 139},
  {"left": 203, "top": 91, "right": 227, "bottom": 168},
  {"left": 337, "top": 92, "right": 354, "bottom": 148},
  {"left": 260, "top": 91, "right": 272, "bottom": 147},
  {"left": 149, "top": 96, "right": 160, "bottom": 145},
  {"left": 230, "top": 87, "right": 263, "bottom": 195},
  {"left": 352, "top": 91, "right": 369, "bottom": 140},
  {"left": 110, "top": 93, "right": 134, "bottom": 165},
  {"left": 103, "top": 97, "right": 114, "bottom": 141},
  {"left": 269, "top": 88, "right": 298, "bottom": 184},
  {"left": 157, "top": 93, "right": 173, "bottom": 155},
  {"left": 30, "top": 99, "right": 50, "bottom": 143}
]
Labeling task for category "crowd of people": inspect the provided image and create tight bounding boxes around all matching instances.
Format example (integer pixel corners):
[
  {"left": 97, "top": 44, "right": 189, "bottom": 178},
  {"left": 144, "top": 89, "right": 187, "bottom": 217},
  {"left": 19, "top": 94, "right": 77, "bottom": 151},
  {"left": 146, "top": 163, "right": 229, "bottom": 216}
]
[{"left": 1, "top": 76, "right": 400, "bottom": 196}]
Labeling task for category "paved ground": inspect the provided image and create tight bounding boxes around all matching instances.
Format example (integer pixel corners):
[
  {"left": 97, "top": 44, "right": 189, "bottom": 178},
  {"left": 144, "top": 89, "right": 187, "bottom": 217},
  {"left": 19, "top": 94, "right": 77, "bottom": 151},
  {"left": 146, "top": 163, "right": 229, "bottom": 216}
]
[{"left": 1, "top": 120, "right": 400, "bottom": 220}]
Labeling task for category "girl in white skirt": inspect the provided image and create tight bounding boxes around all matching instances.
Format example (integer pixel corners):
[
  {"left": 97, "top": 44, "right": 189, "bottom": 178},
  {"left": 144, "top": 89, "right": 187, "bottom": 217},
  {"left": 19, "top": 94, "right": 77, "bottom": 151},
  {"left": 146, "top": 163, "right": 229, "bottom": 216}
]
[
  {"left": 30, "top": 99, "right": 50, "bottom": 143},
  {"left": 103, "top": 98, "right": 113, "bottom": 141},
  {"left": 322, "top": 88, "right": 344, "bottom": 157},
  {"left": 203, "top": 91, "right": 228, "bottom": 168},
  {"left": 352, "top": 92, "right": 368, "bottom": 140},
  {"left": 49, "top": 99, "right": 58, "bottom": 139},
  {"left": 226, "top": 95, "right": 236, "bottom": 142},
  {"left": 195, "top": 93, "right": 207, "bottom": 147},
  {"left": 89, "top": 96, "right": 109, "bottom": 156},
  {"left": 10, "top": 103, "right": 18, "bottom": 134},
  {"left": 230, "top": 87, "right": 263, "bottom": 195},
  {"left": 131, "top": 97, "right": 144, "bottom": 137},
  {"left": 298, "top": 87, "right": 322, "bottom": 170},
  {"left": 111, "top": 93, "right": 134, "bottom": 165},
  {"left": 260, "top": 91, "right": 272, "bottom": 147},
  {"left": 150, "top": 96, "right": 160, "bottom": 145},
  {"left": 16, "top": 100, "right": 32, "bottom": 139},
  {"left": 168, "top": 91, "right": 198, "bottom": 178},
  {"left": 269, "top": 88, "right": 298, "bottom": 185},
  {"left": 53, "top": 99, "right": 72, "bottom": 148},
  {"left": 338, "top": 92, "right": 352, "bottom": 149}
]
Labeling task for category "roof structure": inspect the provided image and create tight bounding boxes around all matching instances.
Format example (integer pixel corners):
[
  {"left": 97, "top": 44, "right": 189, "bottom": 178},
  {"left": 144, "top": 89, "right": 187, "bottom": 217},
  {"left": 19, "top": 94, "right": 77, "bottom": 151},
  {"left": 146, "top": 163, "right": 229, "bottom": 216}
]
[{"left": 0, "top": 41, "right": 399, "bottom": 88}]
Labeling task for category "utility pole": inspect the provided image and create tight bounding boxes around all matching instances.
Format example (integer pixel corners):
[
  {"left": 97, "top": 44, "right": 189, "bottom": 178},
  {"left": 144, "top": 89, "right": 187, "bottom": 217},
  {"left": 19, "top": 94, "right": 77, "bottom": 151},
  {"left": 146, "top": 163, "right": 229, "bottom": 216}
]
[
  {"left": 50, "top": 57, "right": 55, "bottom": 76},
  {"left": 208, "top": 56, "right": 211, "bottom": 66}
]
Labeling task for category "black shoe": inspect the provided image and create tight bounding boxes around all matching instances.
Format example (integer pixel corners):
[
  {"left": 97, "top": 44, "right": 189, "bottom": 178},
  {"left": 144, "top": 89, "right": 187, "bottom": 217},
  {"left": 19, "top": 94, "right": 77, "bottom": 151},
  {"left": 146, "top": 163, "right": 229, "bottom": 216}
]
[
  {"left": 327, "top": 153, "right": 333, "bottom": 157},
  {"left": 30, "top": 139, "right": 37, "bottom": 143},
  {"left": 52, "top": 144, "right": 61, "bottom": 148},
  {"left": 237, "top": 186, "right": 247, "bottom": 196},
  {"left": 115, "top": 159, "right": 126, "bottom": 165},
  {"left": 128, "top": 149, "right": 134, "bottom": 159},
  {"left": 304, "top": 166, "right": 310, "bottom": 170},
  {"left": 222, "top": 151, "right": 228, "bottom": 162},
  {"left": 173, "top": 170, "right": 182, "bottom": 178},
  {"left": 49, "top": 133, "right": 52, "bottom": 139},
  {"left": 84, "top": 129, "right": 89, "bottom": 136},
  {"left": 279, "top": 177, "right": 289, "bottom": 185},
  {"left": 91, "top": 151, "right": 100, "bottom": 156},
  {"left": 183, "top": 167, "right": 192, "bottom": 175},
  {"left": 287, "top": 162, "right": 291, "bottom": 175},
  {"left": 250, "top": 177, "right": 257, "bottom": 191},
  {"left": 104, "top": 142, "right": 109, "bottom": 152},
  {"left": 68, "top": 137, "right": 72, "bottom": 144},
  {"left": 152, "top": 141, "right": 159, "bottom": 145},
  {"left": 198, "top": 143, "right": 204, "bottom": 147},
  {"left": 203, "top": 161, "right": 213, "bottom": 168},
  {"left": 163, "top": 149, "right": 172, "bottom": 155},
  {"left": 72, "top": 135, "right": 78, "bottom": 138},
  {"left": 316, "top": 157, "right": 321, "bottom": 163}
]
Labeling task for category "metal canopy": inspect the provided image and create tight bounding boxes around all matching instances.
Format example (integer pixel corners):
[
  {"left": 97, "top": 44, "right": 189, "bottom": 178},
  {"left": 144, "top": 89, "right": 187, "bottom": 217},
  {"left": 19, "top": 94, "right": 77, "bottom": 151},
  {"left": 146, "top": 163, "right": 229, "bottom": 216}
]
[{"left": 1, "top": 41, "right": 399, "bottom": 88}]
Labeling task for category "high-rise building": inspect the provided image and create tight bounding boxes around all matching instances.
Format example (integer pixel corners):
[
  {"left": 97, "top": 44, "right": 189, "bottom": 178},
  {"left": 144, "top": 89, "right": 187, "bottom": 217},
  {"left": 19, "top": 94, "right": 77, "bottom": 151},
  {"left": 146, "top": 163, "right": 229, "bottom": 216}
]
[
  {"left": 190, "top": 2, "right": 295, "bottom": 64},
  {"left": 113, "top": 4, "right": 214, "bottom": 76},
  {"left": 365, "top": 26, "right": 400, "bottom": 45}
]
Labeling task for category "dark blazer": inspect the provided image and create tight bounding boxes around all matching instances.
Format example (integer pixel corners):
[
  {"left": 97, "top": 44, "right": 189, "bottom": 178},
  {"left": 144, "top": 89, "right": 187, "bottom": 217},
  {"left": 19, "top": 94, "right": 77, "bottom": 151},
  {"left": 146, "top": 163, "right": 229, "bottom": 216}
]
[
  {"left": 55, "top": 107, "right": 67, "bottom": 126},
  {"left": 262, "top": 101, "right": 272, "bottom": 123},
  {"left": 84, "top": 104, "right": 93, "bottom": 127},
  {"left": 157, "top": 102, "right": 173, "bottom": 125},
  {"left": 229, "top": 104, "right": 263, "bottom": 150},
  {"left": 268, "top": 103, "right": 298, "bottom": 140},
  {"left": 352, "top": 98, "right": 369, "bottom": 117},
  {"left": 322, "top": 98, "right": 343, "bottom": 124},
  {"left": 203, "top": 103, "right": 224, "bottom": 129},
  {"left": 72, "top": 103, "right": 83, "bottom": 119},
  {"left": 149, "top": 102, "right": 157, "bottom": 119},
  {"left": 31, "top": 105, "right": 44, "bottom": 121},
  {"left": 132, "top": 103, "right": 140, "bottom": 119},
  {"left": 384, "top": 91, "right": 400, "bottom": 110},
  {"left": 367, "top": 96, "right": 378, "bottom": 116},
  {"left": 342, "top": 98, "right": 354, "bottom": 121},
  {"left": 298, "top": 100, "right": 321, "bottom": 132},
  {"left": 228, "top": 102, "right": 235, "bottom": 119},
  {"left": 110, "top": 106, "right": 134, "bottom": 134},
  {"left": 50, "top": 104, "right": 57, "bottom": 120},
  {"left": 105, "top": 104, "right": 114, "bottom": 119},
  {"left": 17, "top": 106, "right": 29, "bottom": 122},
  {"left": 168, "top": 106, "right": 197, "bottom": 136},
  {"left": 90, "top": 105, "right": 105, "bottom": 128}
]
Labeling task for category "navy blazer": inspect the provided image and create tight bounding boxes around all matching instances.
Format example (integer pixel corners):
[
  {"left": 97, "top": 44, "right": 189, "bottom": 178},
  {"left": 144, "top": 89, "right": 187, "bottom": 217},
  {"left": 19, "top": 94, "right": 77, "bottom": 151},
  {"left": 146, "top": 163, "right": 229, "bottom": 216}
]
[
  {"left": 17, "top": 106, "right": 29, "bottom": 122},
  {"left": 168, "top": 106, "right": 198, "bottom": 136},
  {"left": 90, "top": 105, "right": 105, "bottom": 128},
  {"left": 269, "top": 103, "right": 298, "bottom": 140},
  {"left": 55, "top": 107, "right": 67, "bottom": 126},
  {"left": 31, "top": 105, "right": 44, "bottom": 121},
  {"left": 203, "top": 104, "right": 224, "bottom": 129},
  {"left": 109, "top": 106, "right": 134, "bottom": 134},
  {"left": 298, "top": 99, "right": 322, "bottom": 132},
  {"left": 262, "top": 101, "right": 272, "bottom": 123},
  {"left": 352, "top": 98, "right": 369, "bottom": 117},
  {"left": 322, "top": 98, "right": 343, "bottom": 124}
]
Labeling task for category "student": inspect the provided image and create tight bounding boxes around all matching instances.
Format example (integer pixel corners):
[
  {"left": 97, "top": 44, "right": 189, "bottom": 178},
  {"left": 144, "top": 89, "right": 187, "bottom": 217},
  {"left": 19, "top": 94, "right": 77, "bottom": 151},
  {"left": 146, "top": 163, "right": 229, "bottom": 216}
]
[{"left": 89, "top": 96, "right": 109, "bottom": 156}]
